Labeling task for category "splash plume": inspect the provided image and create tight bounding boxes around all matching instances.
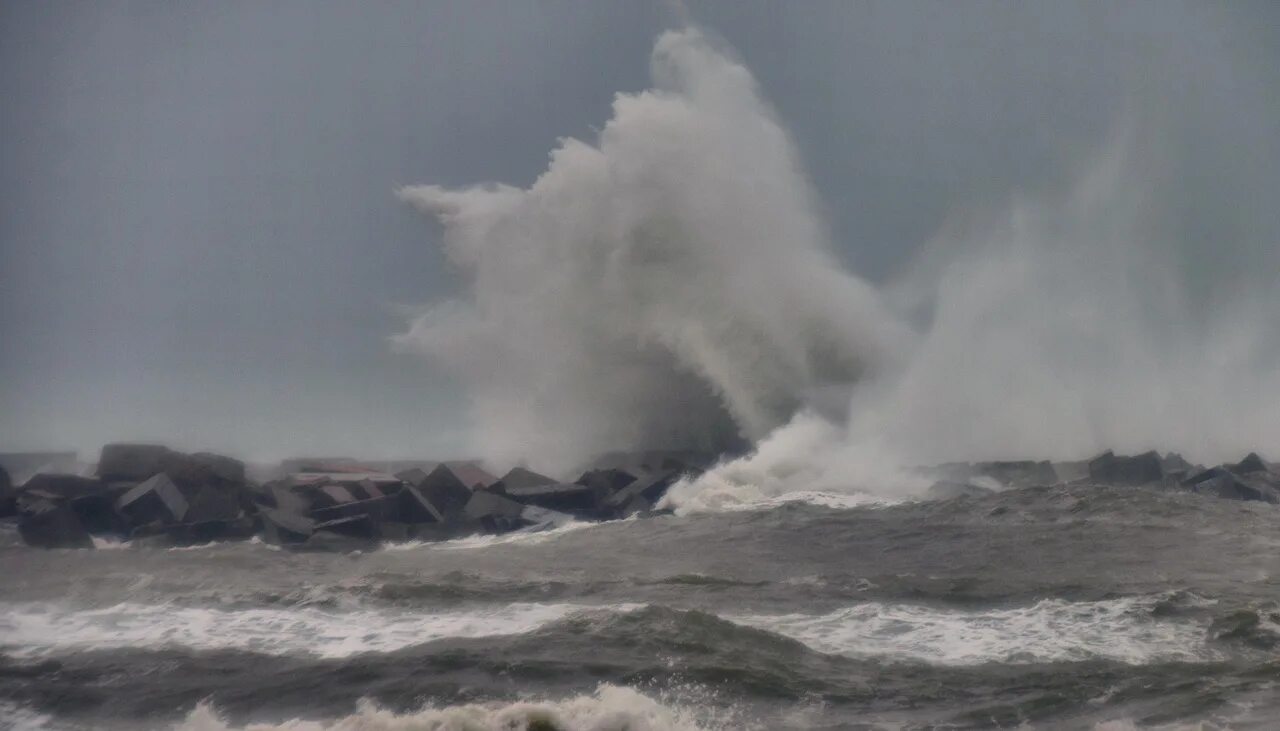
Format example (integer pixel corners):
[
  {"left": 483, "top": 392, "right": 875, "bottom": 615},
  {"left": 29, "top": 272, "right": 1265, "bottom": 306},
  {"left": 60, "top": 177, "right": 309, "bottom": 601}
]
[
  {"left": 397, "top": 29, "right": 910, "bottom": 474},
  {"left": 400, "top": 27, "right": 1279, "bottom": 501}
]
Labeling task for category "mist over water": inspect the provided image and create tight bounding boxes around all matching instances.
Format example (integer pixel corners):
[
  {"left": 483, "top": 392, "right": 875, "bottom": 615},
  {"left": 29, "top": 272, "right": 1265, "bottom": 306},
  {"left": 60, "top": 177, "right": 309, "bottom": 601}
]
[{"left": 400, "top": 27, "right": 1280, "bottom": 501}]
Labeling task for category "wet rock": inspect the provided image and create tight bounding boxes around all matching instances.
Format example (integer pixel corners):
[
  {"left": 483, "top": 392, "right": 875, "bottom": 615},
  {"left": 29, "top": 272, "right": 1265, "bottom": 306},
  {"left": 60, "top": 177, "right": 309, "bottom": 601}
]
[
  {"left": 314, "top": 514, "right": 379, "bottom": 542},
  {"left": 166, "top": 515, "right": 257, "bottom": 546},
  {"left": 1087, "top": 450, "right": 1164, "bottom": 486},
  {"left": 1161, "top": 452, "right": 1195, "bottom": 479},
  {"left": 0, "top": 463, "right": 12, "bottom": 517},
  {"left": 69, "top": 492, "right": 127, "bottom": 536},
  {"left": 394, "top": 467, "right": 430, "bottom": 487},
  {"left": 974, "top": 460, "right": 1057, "bottom": 487},
  {"left": 19, "top": 474, "right": 105, "bottom": 501},
  {"left": 352, "top": 479, "right": 389, "bottom": 500},
  {"left": 1231, "top": 452, "right": 1269, "bottom": 475},
  {"left": 254, "top": 483, "right": 311, "bottom": 515},
  {"left": 188, "top": 452, "right": 247, "bottom": 484},
  {"left": 97, "top": 444, "right": 172, "bottom": 482},
  {"left": 98, "top": 444, "right": 246, "bottom": 492},
  {"left": 1050, "top": 460, "right": 1090, "bottom": 483},
  {"left": 1186, "top": 467, "right": 1278, "bottom": 503},
  {"left": 403, "top": 464, "right": 476, "bottom": 518},
  {"left": 315, "top": 483, "right": 358, "bottom": 508},
  {"left": 575, "top": 468, "right": 639, "bottom": 494},
  {"left": 397, "top": 485, "right": 445, "bottom": 524},
  {"left": 602, "top": 471, "right": 678, "bottom": 516},
  {"left": 378, "top": 521, "right": 413, "bottom": 542},
  {"left": 464, "top": 490, "right": 526, "bottom": 532},
  {"left": 492, "top": 467, "right": 557, "bottom": 492},
  {"left": 259, "top": 509, "right": 314, "bottom": 545},
  {"left": 519, "top": 505, "right": 576, "bottom": 531},
  {"left": 311, "top": 496, "right": 395, "bottom": 524},
  {"left": 927, "top": 481, "right": 995, "bottom": 501},
  {"left": 184, "top": 486, "right": 244, "bottom": 523},
  {"left": 18, "top": 501, "right": 94, "bottom": 549},
  {"left": 503, "top": 482, "right": 602, "bottom": 515},
  {"left": 116, "top": 473, "right": 189, "bottom": 526}
]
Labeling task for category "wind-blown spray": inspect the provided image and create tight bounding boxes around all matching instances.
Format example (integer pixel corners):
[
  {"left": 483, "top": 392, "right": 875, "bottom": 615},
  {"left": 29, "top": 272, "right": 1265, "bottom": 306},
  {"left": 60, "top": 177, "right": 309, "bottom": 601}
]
[
  {"left": 400, "top": 28, "right": 1280, "bottom": 505},
  {"left": 397, "top": 29, "right": 909, "bottom": 474}
]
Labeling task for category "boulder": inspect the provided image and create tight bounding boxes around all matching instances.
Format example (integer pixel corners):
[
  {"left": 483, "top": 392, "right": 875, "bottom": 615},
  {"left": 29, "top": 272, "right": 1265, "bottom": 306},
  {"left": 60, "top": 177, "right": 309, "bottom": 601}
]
[
  {"left": 11, "top": 476, "right": 124, "bottom": 536},
  {"left": 519, "top": 505, "right": 576, "bottom": 531},
  {"left": 311, "top": 496, "right": 395, "bottom": 524},
  {"left": 397, "top": 485, "right": 445, "bottom": 524},
  {"left": 602, "top": 471, "right": 678, "bottom": 515},
  {"left": 98, "top": 444, "right": 172, "bottom": 481},
  {"left": 184, "top": 486, "right": 243, "bottom": 523},
  {"left": 492, "top": 467, "right": 557, "bottom": 492},
  {"left": 1186, "top": 467, "right": 1279, "bottom": 503},
  {"left": 314, "top": 514, "right": 379, "bottom": 542},
  {"left": 378, "top": 521, "right": 414, "bottom": 542},
  {"left": 353, "top": 479, "right": 389, "bottom": 500},
  {"left": 189, "top": 452, "right": 247, "bottom": 484},
  {"left": 19, "top": 474, "right": 105, "bottom": 501},
  {"left": 407, "top": 464, "right": 476, "bottom": 517},
  {"left": 1051, "top": 460, "right": 1091, "bottom": 483},
  {"left": 0, "top": 463, "right": 12, "bottom": 517},
  {"left": 116, "top": 473, "right": 189, "bottom": 526},
  {"left": 464, "top": 490, "right": 525, "bottom": 532},
  {"left": 1232, "top": 453, "right": 1270, "bottom": 475},
  {"left": 315, "top": 484, "right": 358, "bottom": 507},
  {"left": 575, "top": 468, "right": 638, "bottom": 494},
  {"left": 1161, "top": 452, "right": 1195, "bottom": 479},
  {"left": 927, "top": 481, "right": 996, "bottom": 501},
  {"left": 166, "top": 515, "right": 257, "bottom": 546},
  {"left": 98, "top": 444, "right": 247, "bottom": 492},
  {"left": 260, "top": 509, "right": 314, "bottom": 545},
  {"left": 394, "top": 467, "right": 430, "bottom": 487},
  {"left": 254, "top": 483, "right": 312, "bottom": 515},
  {"left": 1087, "top": 450, "right": 1164, "bottom": 486},
  {"left": 18, "top": 501, "right": 94, "bottom": 549},
  {"left": 69, "top": 492, "right": 127, "bottom": 536},
  {"left": 503, "top": 482, "right": 602, "bottom": 514}
]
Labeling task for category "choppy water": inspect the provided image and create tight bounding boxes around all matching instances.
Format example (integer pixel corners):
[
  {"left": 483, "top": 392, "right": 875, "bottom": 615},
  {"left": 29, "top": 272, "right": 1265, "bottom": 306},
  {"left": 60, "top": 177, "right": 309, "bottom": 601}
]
[{"left": 3, "top": 485, "right": 1279, "bottom": 730}]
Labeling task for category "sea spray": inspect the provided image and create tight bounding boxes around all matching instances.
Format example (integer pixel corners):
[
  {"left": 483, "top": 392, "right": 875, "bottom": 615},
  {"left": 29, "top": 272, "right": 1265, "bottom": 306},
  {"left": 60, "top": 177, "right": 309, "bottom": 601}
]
[
  {"left": 399, "top": 27, "right": 1280, "bottom": 505},
  {"left": 397, "top": 28, "right": 910, "bottom": 475}
]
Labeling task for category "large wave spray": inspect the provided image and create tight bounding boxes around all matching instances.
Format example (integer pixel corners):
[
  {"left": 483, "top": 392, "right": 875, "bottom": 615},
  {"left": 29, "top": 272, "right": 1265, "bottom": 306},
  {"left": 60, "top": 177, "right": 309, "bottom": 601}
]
[
  {"left": 400, "top": 28, "right": 1280, "bottom": 500},
  {"left": 397, "top": 29, "right": 909, "bottom": 474}
]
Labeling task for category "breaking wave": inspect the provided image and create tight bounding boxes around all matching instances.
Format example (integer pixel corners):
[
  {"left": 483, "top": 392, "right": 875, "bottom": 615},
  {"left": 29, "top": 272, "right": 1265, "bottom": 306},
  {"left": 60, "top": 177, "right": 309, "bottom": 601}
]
[
  {"left": 733, "top": 595, "right": 1213, "bottom": 666},
  {"left": 176, "top": 685, "right": 738, "bottom": 731},
  {"left": 0, "top": 601, "right": 639, "bottom": 659},
  {"left": 398, "top": 26, "right": 1280, "bottom": 506},
  {"left": 397, "top": 28, "right": 909, "bottom": 475}
]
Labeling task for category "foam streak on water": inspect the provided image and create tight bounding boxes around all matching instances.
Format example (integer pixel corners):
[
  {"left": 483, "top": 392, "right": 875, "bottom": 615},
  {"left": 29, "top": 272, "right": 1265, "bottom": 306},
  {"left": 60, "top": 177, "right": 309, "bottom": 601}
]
[
  {"left": 0, "top": 602, "right": 639, "bottom": 659},
  {"left": 734, "top": 596, "right": 1212, "bottom": 665},
  {"left": 174, "top": 686, "right": 738, "bottom": 731}
]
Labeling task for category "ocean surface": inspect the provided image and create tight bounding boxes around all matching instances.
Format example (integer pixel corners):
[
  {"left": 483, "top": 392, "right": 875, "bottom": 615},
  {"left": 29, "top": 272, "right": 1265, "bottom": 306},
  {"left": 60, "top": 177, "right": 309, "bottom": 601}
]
[{"left": 2, "top": 484, "right": 1279, "bottom": 730}]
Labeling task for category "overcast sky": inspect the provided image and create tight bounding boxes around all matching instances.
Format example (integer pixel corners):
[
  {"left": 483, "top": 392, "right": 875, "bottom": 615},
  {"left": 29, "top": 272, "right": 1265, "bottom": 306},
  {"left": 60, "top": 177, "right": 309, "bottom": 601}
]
[{"left": 2, "top": 1, "right": 1276, "bottom": 461}]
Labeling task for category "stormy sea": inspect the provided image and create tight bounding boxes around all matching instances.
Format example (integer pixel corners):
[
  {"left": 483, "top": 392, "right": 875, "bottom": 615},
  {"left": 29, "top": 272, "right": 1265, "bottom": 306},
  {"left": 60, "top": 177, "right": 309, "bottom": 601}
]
[
  {"left": 4, "top": 21, "right": 1280, "bottom": 731},
  {"left": 3, "top": 479, "right": 1280, "bottom": 730}
]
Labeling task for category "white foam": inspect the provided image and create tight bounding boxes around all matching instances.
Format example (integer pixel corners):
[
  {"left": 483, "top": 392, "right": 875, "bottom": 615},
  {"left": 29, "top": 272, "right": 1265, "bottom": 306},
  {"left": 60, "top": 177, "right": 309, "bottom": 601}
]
[
  {"left": 0, "top": 601, "right": 638, "bottom": 659},
  {"left": 733, "top": 596, "right": 1212, "bottom": 666},
  {"left": 388, "top": 518, "right": 598, "bottom": 552},
  {"left": 0, "top": 702, "right": 58, "bottom": 731},
  {"left": 174, "top": 684, "right": 742, "bottom": 731}
]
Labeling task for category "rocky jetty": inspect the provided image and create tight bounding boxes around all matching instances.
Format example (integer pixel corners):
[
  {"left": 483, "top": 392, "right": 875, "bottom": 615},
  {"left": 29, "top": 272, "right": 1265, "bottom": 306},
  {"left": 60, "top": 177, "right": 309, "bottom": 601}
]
[
  {"left": 926, "top": 451, "right": 1280, "bottom": 503},
  {"left": 5, "top": 445, "right": 1279, "bottom": 550},
  {"left": 2, "top": 445, "right": 701, "bottom": 550}
]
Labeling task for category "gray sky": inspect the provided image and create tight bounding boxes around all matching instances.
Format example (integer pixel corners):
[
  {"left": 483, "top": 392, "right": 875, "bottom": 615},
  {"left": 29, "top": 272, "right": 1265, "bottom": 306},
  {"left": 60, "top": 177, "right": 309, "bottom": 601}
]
[{"left": 2, "top": 1, "right": 1276, "bottom": 461}]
